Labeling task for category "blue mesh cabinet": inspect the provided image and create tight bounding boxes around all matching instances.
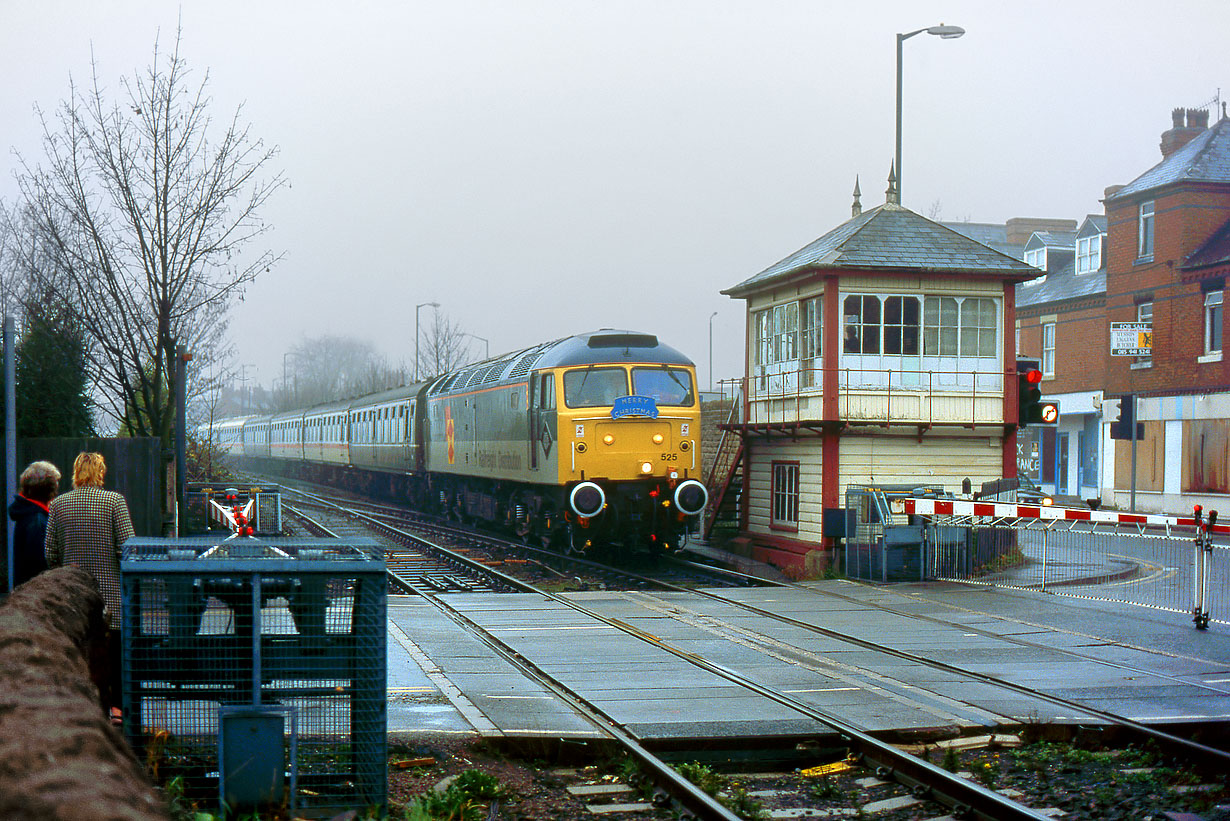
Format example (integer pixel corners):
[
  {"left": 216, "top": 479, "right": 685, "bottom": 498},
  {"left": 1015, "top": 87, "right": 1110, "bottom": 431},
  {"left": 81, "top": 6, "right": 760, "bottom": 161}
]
[{"left": 120, "top": 536, "right": 387, "bottom": 817}]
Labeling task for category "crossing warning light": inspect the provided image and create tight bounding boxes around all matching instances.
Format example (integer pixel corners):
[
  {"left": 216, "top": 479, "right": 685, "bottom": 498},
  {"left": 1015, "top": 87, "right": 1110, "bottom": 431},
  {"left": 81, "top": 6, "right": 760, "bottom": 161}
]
[{"left": 1016, "top": 363, "right": 1058, "bottom": 426}]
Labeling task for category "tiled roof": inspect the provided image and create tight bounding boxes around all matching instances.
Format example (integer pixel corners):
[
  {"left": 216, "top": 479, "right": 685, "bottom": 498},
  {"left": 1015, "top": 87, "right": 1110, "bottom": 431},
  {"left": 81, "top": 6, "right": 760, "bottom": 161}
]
[
  {"left": 942, "top": 221, "right": 1026, "bottom": 259},
  {"left": 1015, "top": 259, "right": 1106, "bottom": 309},
  {"left": 1079, "top": 214, "right": 1108, "bottom": 235},
  {"left": 724, "top": 203, "right": 1039, "bottom": 296},
  {"left": 1182, "top": 217, "right": 1230, "bottom": 272},
  {"left": 1108, "top": 117, "right": 1230, "bottom": 201},
  {"left": 1025, "top": 231, "right": 1076, "bottom": 249}
]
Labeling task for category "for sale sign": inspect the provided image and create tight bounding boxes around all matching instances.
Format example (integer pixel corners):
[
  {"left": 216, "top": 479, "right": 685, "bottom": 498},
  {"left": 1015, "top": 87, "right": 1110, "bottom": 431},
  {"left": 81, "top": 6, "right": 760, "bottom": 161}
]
[{"left": 1111, "top": 322, "right": 1152, "bottom": 356}]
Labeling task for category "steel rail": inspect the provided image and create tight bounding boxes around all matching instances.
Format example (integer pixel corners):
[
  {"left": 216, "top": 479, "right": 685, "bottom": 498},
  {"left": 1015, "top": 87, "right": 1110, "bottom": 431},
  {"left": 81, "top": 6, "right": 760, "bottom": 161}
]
[{"left": 668, "top": 555, "right": 1230, "bottom": 771}]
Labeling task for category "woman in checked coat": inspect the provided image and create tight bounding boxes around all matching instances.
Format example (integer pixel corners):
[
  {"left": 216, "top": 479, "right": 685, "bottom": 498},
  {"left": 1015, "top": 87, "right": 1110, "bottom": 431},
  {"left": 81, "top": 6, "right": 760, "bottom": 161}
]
[{"left": 44, "top": 452, "right": 136, "bottom": 717}]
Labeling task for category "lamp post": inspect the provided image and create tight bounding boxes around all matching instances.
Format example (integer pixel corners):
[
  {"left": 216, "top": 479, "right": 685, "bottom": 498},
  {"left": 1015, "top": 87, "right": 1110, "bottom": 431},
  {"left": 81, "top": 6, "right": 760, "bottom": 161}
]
[
  {"left": 462, "top": 332, "right": 489, "bottom": 360},
  {"left": 415, "top": 301, "right": 440, "bottom": 381},
  {"left": 896, "top": 23, "right": 964, "bottom": 203},
  {"left": 708, "top": 311, "right": 718, "bottom": 393}
]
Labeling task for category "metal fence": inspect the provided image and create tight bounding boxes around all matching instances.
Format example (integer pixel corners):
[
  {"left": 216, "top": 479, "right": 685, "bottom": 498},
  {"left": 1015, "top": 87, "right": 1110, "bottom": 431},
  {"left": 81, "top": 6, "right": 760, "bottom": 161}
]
[
  {"left": 120, "top": 536, "right": 387, "bottom": 817},
  {"left": 845, "top": 486, "right": 1229, "bottom": 628}
]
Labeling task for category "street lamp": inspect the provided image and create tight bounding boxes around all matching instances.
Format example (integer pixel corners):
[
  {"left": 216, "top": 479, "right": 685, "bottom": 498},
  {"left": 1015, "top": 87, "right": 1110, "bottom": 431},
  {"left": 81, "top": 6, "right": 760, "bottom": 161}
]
[
  {"left": 415, "top": 301, "right": 440, "bottom": 381},
  {"left": 462, "top": 332, "right": 489, "bottom": 360},
  {"left": 895, "top": 23, "right": 964, "bottom": 203},
  {"left": 708, "top": 311, "right": 718, "bottom": 393}
]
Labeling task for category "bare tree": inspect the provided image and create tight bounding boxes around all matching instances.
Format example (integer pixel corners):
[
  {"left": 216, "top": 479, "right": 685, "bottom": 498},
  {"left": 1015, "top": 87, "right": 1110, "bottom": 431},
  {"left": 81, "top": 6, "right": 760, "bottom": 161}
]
[
  {"left": 9, "top": 30, "right": 285, "bottom": 444},
  {"left": 418, "top": 307, "right": 473, "bottom": 380},
  {"left": 283, "top": 335, "right": 401, "bottom": 408}
]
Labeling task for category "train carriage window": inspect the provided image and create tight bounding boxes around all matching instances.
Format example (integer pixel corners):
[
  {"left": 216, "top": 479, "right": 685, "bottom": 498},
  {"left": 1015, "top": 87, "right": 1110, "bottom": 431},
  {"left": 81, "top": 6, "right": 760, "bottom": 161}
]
[
  {"left": 631, "top": 367, "right": 695, "bottom": 406},
  {"left": 563, "top": 367, "right": 625, "bottom": 408}
]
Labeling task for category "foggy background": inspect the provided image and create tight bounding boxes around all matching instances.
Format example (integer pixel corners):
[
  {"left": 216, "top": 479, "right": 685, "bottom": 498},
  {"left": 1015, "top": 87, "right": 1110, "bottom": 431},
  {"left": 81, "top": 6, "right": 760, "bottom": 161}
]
[{"left": 2, "top": 0, "right": 1226, "bottom": 393}]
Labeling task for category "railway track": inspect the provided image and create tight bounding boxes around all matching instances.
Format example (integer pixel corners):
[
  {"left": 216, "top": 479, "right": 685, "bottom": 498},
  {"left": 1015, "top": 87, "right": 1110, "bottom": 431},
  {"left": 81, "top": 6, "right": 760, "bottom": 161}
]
[{"left": 237, "top": 475, "right": 1230, "bottom": 818}]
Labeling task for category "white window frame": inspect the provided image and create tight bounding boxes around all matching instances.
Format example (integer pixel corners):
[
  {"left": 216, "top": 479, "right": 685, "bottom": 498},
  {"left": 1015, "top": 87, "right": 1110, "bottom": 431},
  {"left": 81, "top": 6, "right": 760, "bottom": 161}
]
[
  {"left": 1205, "top": 290, "right": 1223, "bottom": 356},
  {"left": 1138, "top": 201, "right": 1155, "bottom": 259},
  {"left": 1076, "top": 235, "right": 1101, "bottom": 274},
  {"left": 1042, "top": 322, "right": 1056, "bottom": 378},
  {"left": 770, "top": 461, "right": 800, "bottom": 530},
  {"left": 1024, "top": 247, "right": 1046, "bottom": 269}
]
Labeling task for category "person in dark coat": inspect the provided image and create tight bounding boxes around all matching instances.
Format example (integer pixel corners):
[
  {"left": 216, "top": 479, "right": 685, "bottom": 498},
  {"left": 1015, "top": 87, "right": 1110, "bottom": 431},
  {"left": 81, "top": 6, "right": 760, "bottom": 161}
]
[
  {"left": 45, "top": 452, "right": 135, "bottom": 719},
  {"left": 7, "top": 460, "right": 61, "bottom": 588}
]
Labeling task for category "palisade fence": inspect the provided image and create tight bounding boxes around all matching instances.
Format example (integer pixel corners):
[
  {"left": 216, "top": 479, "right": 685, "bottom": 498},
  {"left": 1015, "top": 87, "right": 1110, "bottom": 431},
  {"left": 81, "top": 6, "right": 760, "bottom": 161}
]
[{"left": 845, "top": 486, "right": 1228, "bottom": 628}]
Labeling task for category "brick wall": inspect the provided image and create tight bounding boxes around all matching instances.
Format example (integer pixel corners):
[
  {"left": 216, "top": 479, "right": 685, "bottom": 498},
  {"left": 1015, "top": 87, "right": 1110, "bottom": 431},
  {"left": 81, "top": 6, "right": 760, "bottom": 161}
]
[
  {"left": 1017, "top": 298, "right": 1108, "bottom": 394},
  {"left": 1105, "top": 184, "right": 1230, "bottom": 396}
]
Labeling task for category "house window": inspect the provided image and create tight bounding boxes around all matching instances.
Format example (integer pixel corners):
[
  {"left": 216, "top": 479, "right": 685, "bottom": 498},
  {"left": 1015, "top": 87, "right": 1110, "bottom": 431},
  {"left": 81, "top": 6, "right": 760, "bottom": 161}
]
[
  {"left": 843, "top": 295, "right": 880, "bottom": 354},
  {"left": 960, "top": 298, "right": 998, "bottom": 357},
  {"left": 1041, "top": 322, "right": 1056, "bottom": 377},
  {"left": 923, "top": 297, "right": 959, "bottom": 356},
  {"left": 1205, "top": 290, "right": 1223, "bottom": 355},
  {"left": 1076, "top": 235, "right": 1101, "bottom": 274},
  {"left": 1024, "top": 248, "right": 1046, "bottom": 269},
  {"left": 1138, "top": 201, "right": 1154, "bottom": 258},
  {"left": 1137, "top": 302, "right": 1153, "bottom": 365},
  {"left": 771, "top": 461, "right": 800, "bottom": 529},
  {"left": 883, "top": 296, "right": 920, "bottom": 355}
]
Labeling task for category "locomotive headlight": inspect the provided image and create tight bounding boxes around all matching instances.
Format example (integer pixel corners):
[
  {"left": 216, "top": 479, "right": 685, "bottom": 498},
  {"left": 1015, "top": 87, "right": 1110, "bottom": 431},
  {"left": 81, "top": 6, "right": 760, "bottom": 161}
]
[
  {"left": 640, "top": 461, "right": 653, "bottom": 474},
  {"left": 673, "top": 479, "right": 709, "bottom": 516},
  {"left": 652, "top": 433, "right": 664, "bottom": 445},
  {"left": 569, "top": 482, "right": 606, "bottom": 518},
  {"left": 603, "top": 434, "right": 615, "bottom": 445}
]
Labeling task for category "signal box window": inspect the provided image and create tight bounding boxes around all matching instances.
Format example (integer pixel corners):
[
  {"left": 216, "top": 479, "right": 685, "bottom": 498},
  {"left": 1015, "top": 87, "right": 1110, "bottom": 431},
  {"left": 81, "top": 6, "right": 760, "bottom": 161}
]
[
  {"left": 563, "top": 367, "right": 625, "bottom": 408},
  {"left": 961, "top": 298, "right": 998, "bottom": 357},
  {"left": 843, "top": 295, "right": 880, "bottom": 354},
  {"left": 924, "top": 297, "right": 959, "bottom": 356},
  {"left": 632, "top": 367, "right": 695, "bottom": 406},
  {"left": 771, "top": 461, "right": 800, "bottom": 530},
  {"left": 883, "top": 296, "right": 920, "bottom": 355}
]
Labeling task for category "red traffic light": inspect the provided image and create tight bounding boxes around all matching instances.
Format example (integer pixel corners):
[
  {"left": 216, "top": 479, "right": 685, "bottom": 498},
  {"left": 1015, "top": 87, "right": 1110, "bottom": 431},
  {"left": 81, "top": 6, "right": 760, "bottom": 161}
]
[{"left": 1024, "top": 369, "right": 1043, "bottom": 384}]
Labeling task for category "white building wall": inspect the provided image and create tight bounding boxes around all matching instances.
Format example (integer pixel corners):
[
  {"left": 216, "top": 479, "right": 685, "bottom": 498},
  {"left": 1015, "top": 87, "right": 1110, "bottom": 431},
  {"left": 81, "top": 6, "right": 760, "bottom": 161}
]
[
  {"left": 837, "top": 431, "right": 1004, "bottom": 500},
  {"left": 745, "top": 438, "right": 823, "bottom": 543}
]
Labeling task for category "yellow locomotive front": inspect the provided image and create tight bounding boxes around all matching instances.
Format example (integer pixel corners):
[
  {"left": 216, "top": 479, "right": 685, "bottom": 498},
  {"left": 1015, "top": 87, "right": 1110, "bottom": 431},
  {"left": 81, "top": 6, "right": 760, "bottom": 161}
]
[{"left": 551, "top": 359, "right": 708, "bottom": 553}]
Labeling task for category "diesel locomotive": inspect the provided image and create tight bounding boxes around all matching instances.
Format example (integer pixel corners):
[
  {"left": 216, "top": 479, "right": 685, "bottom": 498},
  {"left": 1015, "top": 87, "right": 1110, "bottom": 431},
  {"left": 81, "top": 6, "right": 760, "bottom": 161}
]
[{"left": 207, "top": 330, "right": 709, "bottom": 556}]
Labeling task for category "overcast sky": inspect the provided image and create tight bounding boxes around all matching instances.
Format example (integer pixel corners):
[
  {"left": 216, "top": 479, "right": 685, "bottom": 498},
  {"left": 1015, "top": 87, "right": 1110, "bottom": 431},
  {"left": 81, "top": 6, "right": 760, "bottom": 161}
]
[{"left": 3, "top": 1, "right": 1226, "bottom": 393}]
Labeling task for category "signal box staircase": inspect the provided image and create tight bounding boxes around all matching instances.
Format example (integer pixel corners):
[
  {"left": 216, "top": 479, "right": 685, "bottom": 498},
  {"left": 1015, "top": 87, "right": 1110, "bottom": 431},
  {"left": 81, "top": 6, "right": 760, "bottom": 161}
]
[{"left": 703, "top": 390, "right": 744, "bottom": 540}]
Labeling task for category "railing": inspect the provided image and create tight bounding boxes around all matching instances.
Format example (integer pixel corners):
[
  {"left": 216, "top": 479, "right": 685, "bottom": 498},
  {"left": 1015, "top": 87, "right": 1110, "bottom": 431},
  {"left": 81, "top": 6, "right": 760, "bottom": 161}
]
[
  {"left": 905, "top": 497, "right": 1229, "bottom": 628},
  {"left": 703, "top": 384, "right": 745, "bottom": 538},
  {"left": 737, "top": 364, "right": 1007, "bottom": 428}
]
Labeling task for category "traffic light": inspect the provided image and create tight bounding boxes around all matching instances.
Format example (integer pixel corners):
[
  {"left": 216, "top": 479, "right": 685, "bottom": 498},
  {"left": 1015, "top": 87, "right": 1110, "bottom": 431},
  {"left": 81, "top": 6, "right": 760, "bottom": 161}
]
[
  {"left": 1110, "top": 393, "right": 1144, "bottom": 440},
  {"left": 1016, "top": 361, "right": 1059, "bottom": 427}
]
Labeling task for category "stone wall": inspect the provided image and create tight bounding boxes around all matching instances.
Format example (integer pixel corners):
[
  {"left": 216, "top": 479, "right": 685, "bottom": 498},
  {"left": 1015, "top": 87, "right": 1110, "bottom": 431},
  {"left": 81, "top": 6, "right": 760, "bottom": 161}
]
[{"left": 0, "top": 567, "right": 166, "bottom": 820}]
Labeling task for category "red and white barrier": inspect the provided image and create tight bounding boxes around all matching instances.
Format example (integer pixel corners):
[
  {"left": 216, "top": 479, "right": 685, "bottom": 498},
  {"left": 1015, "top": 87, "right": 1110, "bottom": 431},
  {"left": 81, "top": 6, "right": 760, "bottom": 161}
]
[{"left": 901, "top": 497, "right": 1230, "bottom": 535}]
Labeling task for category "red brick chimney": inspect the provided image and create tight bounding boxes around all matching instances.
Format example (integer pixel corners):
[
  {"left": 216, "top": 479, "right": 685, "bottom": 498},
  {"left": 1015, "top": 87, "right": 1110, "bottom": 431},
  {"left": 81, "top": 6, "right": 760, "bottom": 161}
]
[{"left": 1160, "top": 107, "right": 1208, "bottom": 157}]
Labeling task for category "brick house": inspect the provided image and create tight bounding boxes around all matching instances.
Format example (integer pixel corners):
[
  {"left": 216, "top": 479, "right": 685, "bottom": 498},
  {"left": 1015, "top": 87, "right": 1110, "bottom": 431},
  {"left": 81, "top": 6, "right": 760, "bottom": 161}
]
[
  {"left": 1012, "top": 107, "right": 1230, "bottom": 513},
  {"left": 717, "top": 176, "right": 1039, "bottom": 572},
  {"left": 1100, "top": 108, "right": 1230, "bottom": 511},
  {"left": 1014, "top": 214, "right": 1108, "bottom": 500}
]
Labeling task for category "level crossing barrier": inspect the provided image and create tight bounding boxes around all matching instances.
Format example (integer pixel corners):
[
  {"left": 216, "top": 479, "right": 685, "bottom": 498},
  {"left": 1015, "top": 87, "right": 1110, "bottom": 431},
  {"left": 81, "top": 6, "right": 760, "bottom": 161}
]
[{"left": 903, "top": 496, "right": 1228, "bottom": 629}]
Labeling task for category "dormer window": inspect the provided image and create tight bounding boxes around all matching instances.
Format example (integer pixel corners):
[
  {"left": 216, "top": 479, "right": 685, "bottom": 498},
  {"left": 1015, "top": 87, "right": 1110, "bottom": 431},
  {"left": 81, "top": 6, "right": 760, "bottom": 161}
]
[
  {"left": 1024, "top": 247, "right": 1046, "bottom": 270},
  {"left": 1076, "top": 234, "right": 1102, "bottom": 274}
]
